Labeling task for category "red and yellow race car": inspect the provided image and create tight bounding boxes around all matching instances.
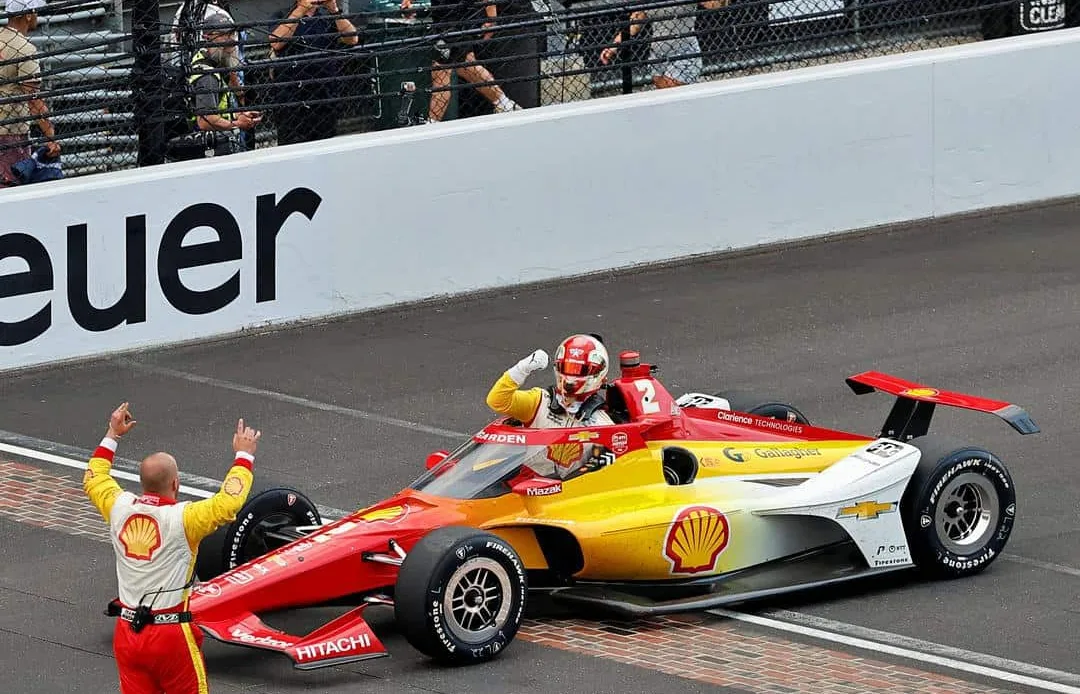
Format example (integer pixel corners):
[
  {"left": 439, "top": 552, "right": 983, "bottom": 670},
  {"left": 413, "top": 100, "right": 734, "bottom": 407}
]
[{"left": 186, "top": 349, "right": 1038, "bottom": 670}]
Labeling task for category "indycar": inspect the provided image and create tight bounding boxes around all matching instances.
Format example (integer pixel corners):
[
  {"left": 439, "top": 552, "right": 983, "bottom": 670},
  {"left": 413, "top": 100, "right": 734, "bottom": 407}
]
[{"left": 185, "top": 349, "right": 1038, "bottom": 670}]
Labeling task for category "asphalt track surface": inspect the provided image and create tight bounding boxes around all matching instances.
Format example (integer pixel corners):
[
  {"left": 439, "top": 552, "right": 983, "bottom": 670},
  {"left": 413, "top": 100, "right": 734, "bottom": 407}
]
[{"left": 4, "top": 196, "right": 1080, "bottom": 692}]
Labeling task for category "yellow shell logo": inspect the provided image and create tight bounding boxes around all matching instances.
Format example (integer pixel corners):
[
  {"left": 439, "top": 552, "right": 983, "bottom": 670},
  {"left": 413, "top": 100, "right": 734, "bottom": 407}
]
[
  {"left": 119, "top": 514, "right": 162, "bottom": 561},
  {"left": 546, "top": 443, "right": 584, "bottom": 468},
  {"left": 663, "top": 505, "right": 730, "bottom": 574},
  {"left": 358, "top": 505, "right": 406, "bottom": 523},
  {"left": 223, "top": 475, "right": 245, "bottom": 497},
  {"left": 901, "top": 387, "right": 939, "bottom": 398}
]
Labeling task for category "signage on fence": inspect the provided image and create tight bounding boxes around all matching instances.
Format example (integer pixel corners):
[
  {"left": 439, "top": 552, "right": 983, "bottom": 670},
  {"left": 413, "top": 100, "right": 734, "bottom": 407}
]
[{"left": 1021, "top": 0, "right": 1066, "bottom": 32}]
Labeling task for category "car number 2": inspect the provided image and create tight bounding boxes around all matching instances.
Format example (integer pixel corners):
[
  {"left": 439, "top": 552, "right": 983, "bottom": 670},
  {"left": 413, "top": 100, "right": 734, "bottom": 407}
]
[{"left": 635, "top": 380, "right": 661, "bottom": 414}]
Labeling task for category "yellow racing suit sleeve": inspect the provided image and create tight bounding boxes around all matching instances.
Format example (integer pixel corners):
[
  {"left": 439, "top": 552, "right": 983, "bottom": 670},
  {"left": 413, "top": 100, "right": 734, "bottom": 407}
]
[
  {"left": 486, "top": 372, "right": 543, "bottom": 424},
  {"left": 84, "top": 437, "right": 125, "bottom": 523},
  {"left": 182, "top": 453, "right": 255, "bottom": 550}
]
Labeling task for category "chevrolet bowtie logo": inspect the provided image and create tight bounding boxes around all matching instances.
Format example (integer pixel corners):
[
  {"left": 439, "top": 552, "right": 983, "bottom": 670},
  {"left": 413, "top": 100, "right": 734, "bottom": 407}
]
[
  {"left": 837, "top": 500, "right": 896, "bottom": 521},
  {"left": 568, "top": 431, "right": 599, "bottom": 442}
]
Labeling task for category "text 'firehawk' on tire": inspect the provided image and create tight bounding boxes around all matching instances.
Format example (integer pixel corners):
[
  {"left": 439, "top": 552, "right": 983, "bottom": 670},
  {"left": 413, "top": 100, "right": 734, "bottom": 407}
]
[{"left": 394, "top": 526, "right": 528, "bottom": 665}]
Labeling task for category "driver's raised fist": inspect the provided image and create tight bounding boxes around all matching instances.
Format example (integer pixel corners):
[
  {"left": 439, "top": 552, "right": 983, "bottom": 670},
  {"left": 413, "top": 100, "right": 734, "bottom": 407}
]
[{"left": 509, "top": 349, "right": 549, "bottom": 384}]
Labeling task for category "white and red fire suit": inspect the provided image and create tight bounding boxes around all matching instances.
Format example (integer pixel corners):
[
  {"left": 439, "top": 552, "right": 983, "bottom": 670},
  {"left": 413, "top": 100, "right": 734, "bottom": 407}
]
[{"left": 84, "top": 436, "right": 254, "bottom": 693}]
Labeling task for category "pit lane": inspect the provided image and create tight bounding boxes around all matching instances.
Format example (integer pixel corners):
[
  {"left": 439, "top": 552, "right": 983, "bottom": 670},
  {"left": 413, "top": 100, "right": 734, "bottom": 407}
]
[{"left": 4, "top": 197, "right": 1080, "bottom": 693}]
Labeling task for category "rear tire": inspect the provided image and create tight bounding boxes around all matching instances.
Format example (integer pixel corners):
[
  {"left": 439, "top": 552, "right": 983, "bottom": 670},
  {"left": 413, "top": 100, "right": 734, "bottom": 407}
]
[
  {"left": 394, "top": 526, "right": 527, "bottom": 666},
  {"left": 195, "top": 485, "right": 321, "bottom": 580},
  {"left": 901, "top": 434, "right": 1016, "bottom": 579},
  {"left": 713, "top": 390, "right": 812, "bottom": 425}
]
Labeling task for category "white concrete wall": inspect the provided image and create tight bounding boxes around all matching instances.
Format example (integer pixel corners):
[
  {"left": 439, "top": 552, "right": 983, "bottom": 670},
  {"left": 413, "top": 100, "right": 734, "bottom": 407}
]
[{"left": 3, "top": 27, "right": 1080, "bottom": 370}]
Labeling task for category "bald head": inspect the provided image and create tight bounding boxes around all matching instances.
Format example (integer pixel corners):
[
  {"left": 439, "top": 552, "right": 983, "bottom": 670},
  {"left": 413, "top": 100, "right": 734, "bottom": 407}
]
[{"left": 141, "top": 452, "right": 179, "bottom": 497}]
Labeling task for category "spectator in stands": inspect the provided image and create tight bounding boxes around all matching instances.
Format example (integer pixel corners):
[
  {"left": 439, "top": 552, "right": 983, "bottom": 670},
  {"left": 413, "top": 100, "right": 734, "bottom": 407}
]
[
  {"left": 188, "top": 14, "right": 261, "bottom": 154},
  {"left": 456, "top": 0, "right": 542, "bottom": 118},
  {"left": 400, "top": 0, "right": 521, "bottom": 122},
  {"left": 600, "top": 0, "right": 728, "bottom": 89},
  {"left": 0, "top": 0, "right": 57, "bottom": 183},
  {"left": 268, "top": 0, "right": 359, "bottom": 146}
]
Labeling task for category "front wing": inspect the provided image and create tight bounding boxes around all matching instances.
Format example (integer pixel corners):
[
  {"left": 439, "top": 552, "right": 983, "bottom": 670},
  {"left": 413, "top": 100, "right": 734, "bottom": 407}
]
[{"left": 198, "top": 605, "right": 389, "bottom": 669}]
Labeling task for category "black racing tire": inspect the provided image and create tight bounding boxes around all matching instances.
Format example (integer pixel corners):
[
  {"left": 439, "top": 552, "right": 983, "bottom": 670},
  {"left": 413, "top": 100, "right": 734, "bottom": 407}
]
[
  {"left": 195, "top": 484, "right": 321, "bottom": 581},
  {"left": 901, "top": 434, "right": 1016, "bottom": 579},
  {"left": 712, "top": 389, "right": 812, "bottom": 425},
  {"left": 394, "top": 526, "right": 528, "bottom": 666}
]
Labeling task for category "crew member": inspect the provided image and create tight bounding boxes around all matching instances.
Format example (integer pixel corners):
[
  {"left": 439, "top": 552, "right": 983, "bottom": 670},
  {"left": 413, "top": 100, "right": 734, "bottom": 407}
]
[
  {"left": 486, "top": 333, "right": 614, "bottom": 427},
  {"left": 187, "top": 14, "right": 260, "bottom": 154},
  {"left": 84, "top": 402, "right": 260, "bottom": 693}
]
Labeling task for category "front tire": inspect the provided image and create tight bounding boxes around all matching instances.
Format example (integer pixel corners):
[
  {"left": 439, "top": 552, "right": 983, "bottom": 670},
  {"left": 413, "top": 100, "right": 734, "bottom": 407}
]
[
  {"left": 394, "top": 526, "right": 528, "bottom": 666},
  {"left": 901, "top": 434, "right": 1016, "bottom": 579},
  {"left": 195, "top": 485, "right": 321, "bottom": 581}
]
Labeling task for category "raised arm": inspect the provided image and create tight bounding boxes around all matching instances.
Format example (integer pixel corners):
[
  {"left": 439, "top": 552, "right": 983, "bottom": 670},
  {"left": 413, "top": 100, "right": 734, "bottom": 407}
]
[
  {"left": 84, "top": 403, "right": 137, "bottom": 522},
  {"left": 182, "top": 419, "right": 259, "bottom": 549},
  {"left": 486, "top": 350, "right": 548, "bottom": 423}
]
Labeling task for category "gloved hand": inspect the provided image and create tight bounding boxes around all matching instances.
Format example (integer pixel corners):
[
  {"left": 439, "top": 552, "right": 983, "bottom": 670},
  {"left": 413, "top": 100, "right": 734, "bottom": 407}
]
[{"left": 507, "top": 349, "right": 549, "bottom": 385}]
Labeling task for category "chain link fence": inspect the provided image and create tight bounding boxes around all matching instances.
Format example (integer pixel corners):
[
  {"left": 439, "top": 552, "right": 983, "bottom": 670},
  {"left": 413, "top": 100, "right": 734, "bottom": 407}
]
[
  {"left": 1, "top": 0, "right": 1074, "bottom": 182},
  {"left": 1, "top": 0, "right": 138, "bottom": 185}
]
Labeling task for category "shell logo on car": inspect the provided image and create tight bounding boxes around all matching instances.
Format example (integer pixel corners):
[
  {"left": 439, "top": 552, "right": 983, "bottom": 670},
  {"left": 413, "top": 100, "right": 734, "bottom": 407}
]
[
  {"left": 663, "top": 505, "right": 731, "bottom": 574},
  {"left": 546, "top": 443, "right": 584, "bottom": 468},
  {"left": 358, "top": 505, "right": 407, "bottom": 523},
  {"left": 119, "top": 513, "right": 162, "bottom": 560},
  {"left": 901, "top": 387, "right": 940, "bottom": 397}
]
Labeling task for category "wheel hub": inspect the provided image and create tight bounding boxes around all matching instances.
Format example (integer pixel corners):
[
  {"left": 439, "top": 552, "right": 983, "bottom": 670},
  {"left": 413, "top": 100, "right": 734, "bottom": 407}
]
[
  {"left": 442, "top": 557, "right": 513, "bottom": 645},
  {"left": 240, "top": 512, "right": 295, "bottom": 564},
  {"left": 933, "top": 472, "right": 1001, "bottom": 555}
]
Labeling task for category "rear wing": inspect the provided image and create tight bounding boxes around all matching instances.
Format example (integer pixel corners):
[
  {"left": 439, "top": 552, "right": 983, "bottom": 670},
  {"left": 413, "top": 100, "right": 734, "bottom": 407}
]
[{"left": 846, "top": 371, "right": 1040, "bottom": 439}]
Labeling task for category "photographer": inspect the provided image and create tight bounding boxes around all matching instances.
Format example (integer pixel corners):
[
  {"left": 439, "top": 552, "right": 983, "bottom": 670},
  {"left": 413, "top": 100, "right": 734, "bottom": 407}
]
[
  {"left": 187, "top": 14, "right": 261, "bottom": 155},
  {"left": 268, "top": 0, "right": 358, "bottom": 146}
]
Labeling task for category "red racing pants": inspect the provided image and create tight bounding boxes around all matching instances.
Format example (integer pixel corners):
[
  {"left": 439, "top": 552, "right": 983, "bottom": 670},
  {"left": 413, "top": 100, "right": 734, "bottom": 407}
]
[{"left": 113, "top": 617, "right": 209, "bottom": 693}]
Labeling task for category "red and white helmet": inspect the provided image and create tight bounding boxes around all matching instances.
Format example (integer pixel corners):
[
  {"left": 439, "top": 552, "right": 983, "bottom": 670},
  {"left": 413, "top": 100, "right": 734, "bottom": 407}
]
[{"left": 553, "top": 334, "right": 609, "bottom": 409}]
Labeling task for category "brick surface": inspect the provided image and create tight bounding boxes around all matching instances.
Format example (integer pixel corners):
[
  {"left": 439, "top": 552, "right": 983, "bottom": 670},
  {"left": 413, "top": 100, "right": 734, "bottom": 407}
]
[
  {"left": 0, "top": 460, "right": 110, "bottom": 542},
  {"left": 1, "top": 457, "right": 1014, "bottom": 693}
]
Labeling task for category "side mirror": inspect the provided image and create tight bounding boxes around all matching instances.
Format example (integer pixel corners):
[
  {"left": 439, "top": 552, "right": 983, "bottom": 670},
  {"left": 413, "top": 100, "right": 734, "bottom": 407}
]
[
  {"left": 425, "top": 450, "right": 449, "bottom": 470},
  {"left": 510, "top": 476, "right": 563, "bottom": 498}
]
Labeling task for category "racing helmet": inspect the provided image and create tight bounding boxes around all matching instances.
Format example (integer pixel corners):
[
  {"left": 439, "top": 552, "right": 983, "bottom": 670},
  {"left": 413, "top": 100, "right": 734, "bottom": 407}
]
[{"left": 553, "top": 334, "right": 609, "bottom": 410}]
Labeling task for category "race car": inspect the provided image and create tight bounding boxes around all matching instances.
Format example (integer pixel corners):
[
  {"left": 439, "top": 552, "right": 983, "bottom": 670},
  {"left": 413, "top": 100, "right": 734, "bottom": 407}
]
[{"left": 184, "top": 349, "right": 1038, "bottom": 671}]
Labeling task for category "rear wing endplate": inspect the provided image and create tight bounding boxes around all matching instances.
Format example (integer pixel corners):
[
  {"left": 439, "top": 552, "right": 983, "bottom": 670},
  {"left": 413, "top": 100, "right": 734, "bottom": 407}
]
[{"left": 846, "top": 371, "right": 1040, "bottom": 438}]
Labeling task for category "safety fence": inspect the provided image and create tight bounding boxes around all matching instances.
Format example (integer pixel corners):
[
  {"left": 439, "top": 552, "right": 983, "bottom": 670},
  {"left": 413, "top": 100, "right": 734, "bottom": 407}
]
[{"left": 0, "top": 0, "right": 1073, "bottom": 182}]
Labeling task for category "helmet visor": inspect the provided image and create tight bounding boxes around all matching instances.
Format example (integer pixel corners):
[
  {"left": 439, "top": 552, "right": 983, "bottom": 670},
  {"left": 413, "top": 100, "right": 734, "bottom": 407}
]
[{"left": 558, "top": 360, "right": 604, "bottom": 377}]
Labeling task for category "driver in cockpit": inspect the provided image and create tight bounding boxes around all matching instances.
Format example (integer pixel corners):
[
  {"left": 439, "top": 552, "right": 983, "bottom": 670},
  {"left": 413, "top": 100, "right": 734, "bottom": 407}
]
[{"left": 486, "top": 334, "right": 614, "bottom": 429}]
